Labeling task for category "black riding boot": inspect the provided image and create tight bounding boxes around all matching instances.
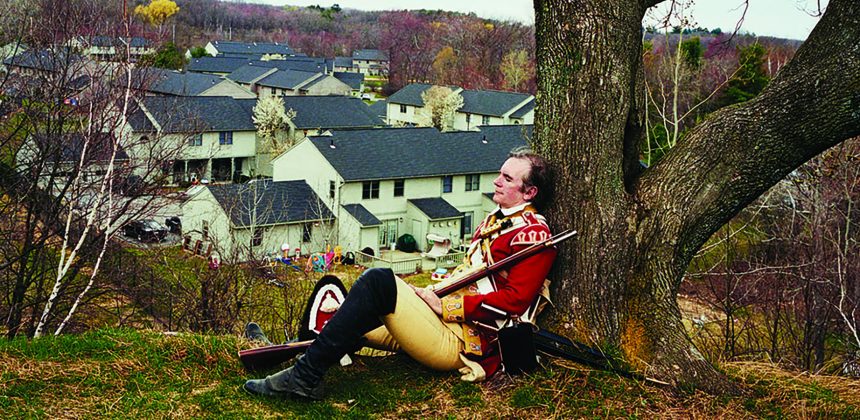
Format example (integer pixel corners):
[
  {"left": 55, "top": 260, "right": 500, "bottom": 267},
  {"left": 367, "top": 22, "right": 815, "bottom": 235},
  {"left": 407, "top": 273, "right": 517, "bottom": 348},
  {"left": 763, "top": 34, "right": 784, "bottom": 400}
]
[{"left": 244, "top": 268, "right": 398, "bottom": 399}]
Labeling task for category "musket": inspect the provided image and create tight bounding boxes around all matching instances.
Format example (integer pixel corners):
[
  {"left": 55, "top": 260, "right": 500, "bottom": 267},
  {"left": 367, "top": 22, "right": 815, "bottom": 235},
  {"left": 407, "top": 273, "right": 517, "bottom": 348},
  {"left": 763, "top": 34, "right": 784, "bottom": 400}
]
[
  {"left": 431, "top": 228, "right": 577, "bottom": 297},
  {"left": 239, "top": 229, "right": 579, "bottom": 371}
]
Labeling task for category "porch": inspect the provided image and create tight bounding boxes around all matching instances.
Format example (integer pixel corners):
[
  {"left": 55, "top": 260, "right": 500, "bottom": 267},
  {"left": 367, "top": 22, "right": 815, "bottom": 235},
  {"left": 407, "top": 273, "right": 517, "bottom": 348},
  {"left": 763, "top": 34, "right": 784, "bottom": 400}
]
[{"left": 355, "top": 248, "right": 466, "bottom": 275}]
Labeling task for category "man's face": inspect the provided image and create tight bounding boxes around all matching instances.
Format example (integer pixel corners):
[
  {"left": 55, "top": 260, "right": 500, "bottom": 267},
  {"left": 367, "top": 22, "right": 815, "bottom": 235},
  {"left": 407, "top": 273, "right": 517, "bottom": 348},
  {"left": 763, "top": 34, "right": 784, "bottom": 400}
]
[{"left": 493, "top": 157, "right": 537, "bottom": 209}]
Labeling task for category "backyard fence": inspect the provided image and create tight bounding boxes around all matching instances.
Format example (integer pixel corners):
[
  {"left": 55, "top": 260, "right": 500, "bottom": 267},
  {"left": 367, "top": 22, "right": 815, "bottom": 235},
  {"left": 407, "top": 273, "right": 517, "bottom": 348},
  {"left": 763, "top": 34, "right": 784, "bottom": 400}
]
[{"left": 355, "top": 250, "right": 466, "bottom": 274}]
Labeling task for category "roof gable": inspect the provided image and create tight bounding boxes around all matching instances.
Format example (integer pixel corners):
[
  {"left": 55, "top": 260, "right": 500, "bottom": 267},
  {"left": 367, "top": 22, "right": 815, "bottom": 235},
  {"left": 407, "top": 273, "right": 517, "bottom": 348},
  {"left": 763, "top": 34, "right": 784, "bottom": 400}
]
[
  {"left": 209, "top": 40, "right": 294, "bottom": 56},
  {"left": 188, "top": 56, "right": 254, "bottom": 74},
  {"left": 408, "top": 198, "right": 461, "bottom": 220},
  {"left": 306, "top": 125, "right": 530, "bottom": 181},
  {"left": 226, "top": 64, "right": 274, "bottom": 84},
  {"left": 139, "top": 68, "right": 224, "bottom": 96},
  {"left": 459, "top": 90, "right": 533, "bottom": 117},
  {"left": 208, "top": 180, "right": 333, "bottom": 227},
  {"left": 352, "top": 49, "right": 388, "bottom": 61},
  {"left": 133, "top": 96, "right": 255, "bottom": 133},
  {"left": 386, "top": 83, "right": 435, "bottom": 106},
  {"left": 333, "top": 71, "right": 363, "bottom": 90},
  {"left": 256, "top": 70, "right": 319, "bottom": 89},
  {"left": 235, "top": 96, "right": 382, "bottom": 129},
  {"left": 342, "top": 204, "right": 381, "bottom": 226}
]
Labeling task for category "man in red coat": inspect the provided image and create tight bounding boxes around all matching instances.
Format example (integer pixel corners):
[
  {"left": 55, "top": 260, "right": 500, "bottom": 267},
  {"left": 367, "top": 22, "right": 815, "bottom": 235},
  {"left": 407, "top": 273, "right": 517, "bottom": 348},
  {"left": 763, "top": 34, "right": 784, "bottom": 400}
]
[{"left": 244, "top": 147, "right": 556, "bottom": 399}]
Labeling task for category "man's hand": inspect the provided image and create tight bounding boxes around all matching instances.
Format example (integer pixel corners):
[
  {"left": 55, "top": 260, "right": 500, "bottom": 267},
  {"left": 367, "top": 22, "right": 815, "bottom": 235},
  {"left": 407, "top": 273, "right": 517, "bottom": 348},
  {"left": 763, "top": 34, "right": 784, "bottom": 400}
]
[{"left": 411, "top": 284, "right": 442, "bottom": 315}]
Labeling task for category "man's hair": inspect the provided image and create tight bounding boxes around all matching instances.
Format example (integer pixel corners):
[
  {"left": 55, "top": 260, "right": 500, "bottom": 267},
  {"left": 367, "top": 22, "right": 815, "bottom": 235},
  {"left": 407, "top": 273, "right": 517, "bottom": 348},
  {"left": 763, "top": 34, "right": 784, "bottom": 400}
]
[{"left": 508, "top": 146, "right": 555, "bottom": 211}]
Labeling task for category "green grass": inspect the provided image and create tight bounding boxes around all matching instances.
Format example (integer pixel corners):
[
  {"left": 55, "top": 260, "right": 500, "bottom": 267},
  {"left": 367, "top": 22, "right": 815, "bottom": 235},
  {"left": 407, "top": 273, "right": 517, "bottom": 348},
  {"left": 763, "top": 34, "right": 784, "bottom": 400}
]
[{"left": 2, "top": 328, "right": 858, "bottom": 418}]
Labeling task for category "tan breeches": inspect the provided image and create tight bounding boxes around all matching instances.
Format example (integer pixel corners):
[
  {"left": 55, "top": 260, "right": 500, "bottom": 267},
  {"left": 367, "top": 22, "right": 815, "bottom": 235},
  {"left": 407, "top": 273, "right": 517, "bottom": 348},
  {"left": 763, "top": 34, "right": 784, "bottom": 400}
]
[{"left": 362, "top": 277, "right": 466, "bottom": 371}]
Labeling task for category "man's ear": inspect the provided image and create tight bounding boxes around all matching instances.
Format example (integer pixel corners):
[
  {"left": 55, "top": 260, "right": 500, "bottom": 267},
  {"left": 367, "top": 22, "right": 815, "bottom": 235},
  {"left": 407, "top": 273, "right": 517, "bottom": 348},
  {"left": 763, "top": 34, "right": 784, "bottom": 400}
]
[{"left": 523, "top": 185, "right": 537, "bottom": 201}]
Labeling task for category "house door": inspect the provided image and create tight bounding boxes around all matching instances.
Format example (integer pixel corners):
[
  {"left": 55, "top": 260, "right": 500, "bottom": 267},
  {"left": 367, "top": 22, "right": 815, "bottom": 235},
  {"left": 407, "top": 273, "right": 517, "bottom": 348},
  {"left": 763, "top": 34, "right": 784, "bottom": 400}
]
[
  {"left": 378, "top": 219, "right": 398, "bottom": 249},
  {"left": 411, "top": 219, "right": 423, "bottom": 251}
]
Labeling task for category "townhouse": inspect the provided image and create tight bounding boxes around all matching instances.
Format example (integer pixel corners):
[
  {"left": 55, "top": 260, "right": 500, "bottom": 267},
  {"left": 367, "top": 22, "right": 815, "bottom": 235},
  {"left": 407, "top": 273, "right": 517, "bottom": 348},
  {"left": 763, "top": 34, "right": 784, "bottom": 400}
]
[{"left": 270, "top": 125, "right": 531, "bottom": 255}]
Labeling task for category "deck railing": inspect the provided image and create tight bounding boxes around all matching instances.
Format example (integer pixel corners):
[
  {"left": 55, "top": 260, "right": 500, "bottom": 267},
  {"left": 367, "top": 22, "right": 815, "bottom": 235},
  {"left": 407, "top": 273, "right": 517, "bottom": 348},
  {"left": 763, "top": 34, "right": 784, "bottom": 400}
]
[
  {"left": 355, "top": 251, "right": 424, "bottom": 275},
  {"left": 432, "top": 251, "right": 466, "bottom": 269},
  {"left": 355, "top": 250, "right": 467, "bottom": 273}
]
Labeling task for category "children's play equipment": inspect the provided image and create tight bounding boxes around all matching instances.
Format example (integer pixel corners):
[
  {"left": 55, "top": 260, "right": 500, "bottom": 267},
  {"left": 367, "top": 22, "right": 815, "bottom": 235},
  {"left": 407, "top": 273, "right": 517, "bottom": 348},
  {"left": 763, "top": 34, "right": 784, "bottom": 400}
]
[{"left": 431, "top": 267, "right": 450, "bottom": 281}]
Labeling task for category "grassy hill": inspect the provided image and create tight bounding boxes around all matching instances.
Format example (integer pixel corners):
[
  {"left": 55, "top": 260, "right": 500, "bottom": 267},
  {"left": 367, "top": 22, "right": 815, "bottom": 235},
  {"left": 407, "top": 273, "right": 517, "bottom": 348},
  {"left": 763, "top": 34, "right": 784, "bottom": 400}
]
[{"left": 1, "top": 328, "right": 858, "bottom": 418}]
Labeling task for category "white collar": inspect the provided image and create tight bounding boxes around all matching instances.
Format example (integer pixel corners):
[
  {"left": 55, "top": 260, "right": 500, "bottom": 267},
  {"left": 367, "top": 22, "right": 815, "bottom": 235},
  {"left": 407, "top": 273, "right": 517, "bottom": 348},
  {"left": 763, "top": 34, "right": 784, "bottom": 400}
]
[{"left": 493, "top": 202, "right": 532, "bottom": 217}]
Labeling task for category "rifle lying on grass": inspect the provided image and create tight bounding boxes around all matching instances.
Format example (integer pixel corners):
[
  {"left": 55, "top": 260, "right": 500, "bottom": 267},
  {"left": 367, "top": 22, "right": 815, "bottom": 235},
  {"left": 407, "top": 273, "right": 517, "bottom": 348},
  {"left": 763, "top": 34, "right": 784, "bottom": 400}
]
[{"left": 239, "top": 229, "right": 633, "bottom": 377}]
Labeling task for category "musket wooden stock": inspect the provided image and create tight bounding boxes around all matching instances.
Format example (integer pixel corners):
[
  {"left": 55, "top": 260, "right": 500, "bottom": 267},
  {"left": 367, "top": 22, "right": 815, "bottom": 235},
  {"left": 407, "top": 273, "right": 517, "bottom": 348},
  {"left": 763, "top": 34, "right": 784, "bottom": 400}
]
[
  {"left": 432, "top": 229, "right": 577, "bottom": 297},
  {"left": 239, "top": 229, "right": 578, "bottom": 371}
]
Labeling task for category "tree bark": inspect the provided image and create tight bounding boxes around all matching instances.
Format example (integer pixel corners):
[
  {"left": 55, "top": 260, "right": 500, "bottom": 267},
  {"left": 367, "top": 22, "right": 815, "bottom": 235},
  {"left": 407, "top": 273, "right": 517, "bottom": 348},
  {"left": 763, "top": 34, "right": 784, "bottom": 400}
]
[{"left": 533, "top": 0, "right": 860, "bottom": 393}]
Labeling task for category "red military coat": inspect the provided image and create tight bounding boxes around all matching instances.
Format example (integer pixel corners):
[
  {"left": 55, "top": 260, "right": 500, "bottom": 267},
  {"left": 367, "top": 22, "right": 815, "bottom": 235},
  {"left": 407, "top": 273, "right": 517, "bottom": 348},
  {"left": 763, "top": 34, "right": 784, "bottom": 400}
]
[{"left": 439, "top": 203, "right": 556, "bottom": 378}]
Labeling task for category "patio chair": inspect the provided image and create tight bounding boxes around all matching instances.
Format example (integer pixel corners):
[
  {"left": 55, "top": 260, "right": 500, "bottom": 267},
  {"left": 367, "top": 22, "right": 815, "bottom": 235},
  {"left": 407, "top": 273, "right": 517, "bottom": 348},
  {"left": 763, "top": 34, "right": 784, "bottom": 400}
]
[{"left": 421, "top": 233, "right": 451, "bottom": 259}]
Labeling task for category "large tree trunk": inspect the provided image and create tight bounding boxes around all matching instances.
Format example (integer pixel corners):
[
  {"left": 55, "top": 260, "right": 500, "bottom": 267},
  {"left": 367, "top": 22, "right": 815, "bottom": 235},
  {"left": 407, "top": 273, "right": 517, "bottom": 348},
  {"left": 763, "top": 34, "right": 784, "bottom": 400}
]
[{"left": 533, "top": 0, "right": 860, "bottom": 393}]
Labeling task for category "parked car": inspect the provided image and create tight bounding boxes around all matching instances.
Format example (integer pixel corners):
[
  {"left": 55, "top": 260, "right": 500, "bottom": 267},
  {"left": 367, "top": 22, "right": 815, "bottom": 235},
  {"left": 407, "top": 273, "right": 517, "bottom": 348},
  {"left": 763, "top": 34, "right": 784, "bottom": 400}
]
[{"left": 123, "top": 219, "right": 168, "bottom": 242}]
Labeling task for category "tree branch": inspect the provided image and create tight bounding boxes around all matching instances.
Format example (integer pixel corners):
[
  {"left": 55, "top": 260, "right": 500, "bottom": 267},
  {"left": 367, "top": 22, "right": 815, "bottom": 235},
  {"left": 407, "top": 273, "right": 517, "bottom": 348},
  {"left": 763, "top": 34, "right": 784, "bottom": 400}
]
[
  {"left": 638, "top": 0, "right": 860, "bottom": 264},
  {"left": 641, "top": 0, "right": 666, "bottom": 10}
]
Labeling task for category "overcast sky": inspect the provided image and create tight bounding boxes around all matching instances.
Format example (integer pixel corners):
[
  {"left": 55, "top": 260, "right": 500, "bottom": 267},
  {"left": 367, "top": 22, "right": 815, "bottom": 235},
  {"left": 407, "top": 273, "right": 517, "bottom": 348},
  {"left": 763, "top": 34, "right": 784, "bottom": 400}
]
[{"left": 252, "top": 0, "right": 827, "bottom": 40}]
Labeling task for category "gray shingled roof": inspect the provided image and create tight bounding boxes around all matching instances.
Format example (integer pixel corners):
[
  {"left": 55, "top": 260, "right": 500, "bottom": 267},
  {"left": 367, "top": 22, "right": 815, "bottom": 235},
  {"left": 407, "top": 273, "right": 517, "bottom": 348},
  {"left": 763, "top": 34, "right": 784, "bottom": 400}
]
[
  {"left": 352, "top": 49, "right": 388, "bottom": 61},
  {"left": 342, "top": 204, "right": 382, "bottom": 226},
  {"left": 333, "top": 71, "right": 363, "bottom": 90},
  {"left": 32, "top": 132, "right": 129, "bottom": 163},
  {"left": 334, "top": 56, "right": 353, "bottom": 68},
  {"left": 257, "top": 70, "right": 319, "bottom": 89},
  {"left": 248, "top": 58, "right": 328, "bottom": 73},
  {"left": 139, "top": 68, "right": 224, "bottom": 96},
  {"left": 510, "top": 98, "right": 534, "bottom": 118},
  {"left": 88, "top": 36, "right": 150, "bottom": 48},
  {"left": 226, "top": 64, "right": 275, "bottom": 84},
  {"left": 367, "top": 100, "right": 387, "bottom": 119},
  {"left": 4, "top": 49, "right": 83, "bottom": 72},
  {"left": 208, "top": 180, "right": 333, "bottom": 227},
  {"left": 459, "top": 90, "right": 533, "bottom": 117},
  {"left": 300, "top": 73, "right": 333, "bottom": 90},
  {"left": 409, "top": 198, "right": 461, "bottom": 220},
  {"left": 188, "top": 56, "right": 254, "bottom": 74},
  {"left": 209, "top": 41, "right": 294, "bottom": 56},
  {"left": 130, "top": 96, "right": 255, "bottom": 133},
  {"left": 386, "top": 83, "right": 434, "bottom": 106},
  {"left": 308, "top": 125, "right": 530, "bottom": 181},
  {"left": 234, "top": 96, "right": 382, "bottom": 130}
]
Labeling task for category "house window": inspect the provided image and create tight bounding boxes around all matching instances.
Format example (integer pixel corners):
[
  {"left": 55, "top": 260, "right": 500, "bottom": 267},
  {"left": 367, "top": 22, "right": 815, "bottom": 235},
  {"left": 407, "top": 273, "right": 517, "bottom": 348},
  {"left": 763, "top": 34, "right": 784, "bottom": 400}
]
[
  {"left": 441, "top": 175, "right": 453, "bottom": 193},
  {"left": 219, "top": 131, "right": 233, "bottom": 145},
  {"left": 189, "top": 134, "right": 202, "bottom": 146},
  {"left": 251, "top": 229, "right": 263, "bottom": 247},
  {"left": 399, "top": 104, "right": 407, "bottom": 113},
  {"left": 303, "top": 223, "right": 312, "bottom": 242},
  {"left": 465, "top": 174, "right": 480, "bottom": 191},
  {"left": 362, "top": 180, "right": 380, "bottom": 199},
  {"left": 461, "top": 212, "right": 473, "bottom": 238},
  {"left": 329, "top": 180, "right": 336, "bottom": 199},
  {"left": 465, "top": 114, "right": 471, "bottom": 127},
  {"left": 393, "top": 179, "right": 404, "bottom": 197},
  {"left": 202, "top": 220, "right": 209, "bottom": 240},
  {"left": 481, "top": 115, "right": 490, "bottom": 125}
]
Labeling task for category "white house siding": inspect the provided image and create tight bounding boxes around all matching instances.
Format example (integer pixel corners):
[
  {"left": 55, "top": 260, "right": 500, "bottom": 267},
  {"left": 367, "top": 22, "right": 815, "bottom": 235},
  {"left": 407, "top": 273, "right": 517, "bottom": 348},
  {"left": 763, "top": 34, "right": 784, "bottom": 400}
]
[
  {"left": 386, "top": 103, "right": 418, "bottom": 125},
  {"left": 271, "top": 139, "right": 340, "bottom": 201},
  {"left": 182, "top": 189, "right": 235, "bottom": 259},
  {"left": 232, "top": 221, "right": 333, "bottom": 260},
  {"left": 510, "top": 109, "right": 535, "bottom": 125},
  {"left": 337, "top": 210, "right": 380, "bottom": 255},
  {"left": 177, "top": 131, "right": 254, "bottom": 160},
  {"left": 303, "top": 77, "right": 352, "bottom": 96},
  {"left": 201, "top": 81, "right": 256, "bottom": 99},
  {"left": 452, "top": 113, "right": 506, "bottom": 131},
  {"left": 182, "top": 188, "right": 336, "bottom": 261},
  {"left": 359, "top": 227, "right": 380, "bottom": 254}
]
